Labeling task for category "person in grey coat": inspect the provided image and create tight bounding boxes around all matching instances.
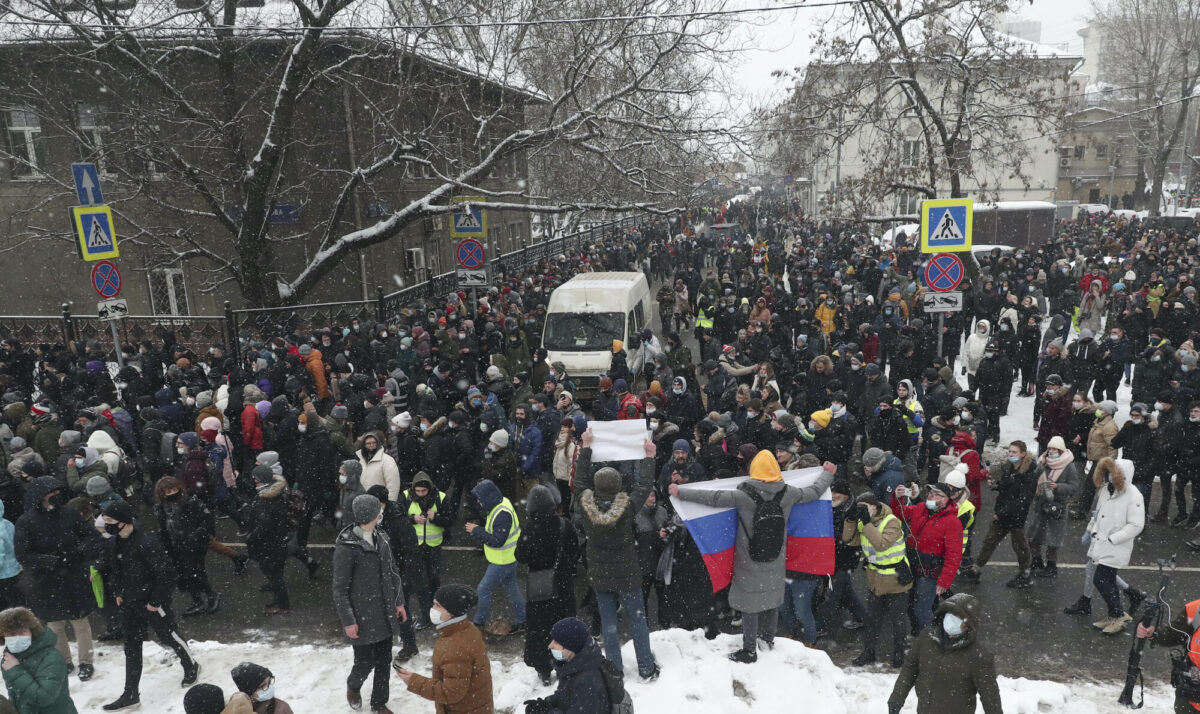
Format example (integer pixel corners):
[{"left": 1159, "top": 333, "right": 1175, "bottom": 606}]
[
  {"left": 338, "top": 459, "right": 366, "bottom": 530},
  {"left": 671, "top": 450, "right": 836, "bottom": 662},
  {"left": 1025, "top": 435, "right": 1080, "bottom": 578},
  {"left": 571, "top": 428, "right": 659, "bottom": 681},
  {"left": 332, "top": 494, "right": 408, "bottom": 713}
]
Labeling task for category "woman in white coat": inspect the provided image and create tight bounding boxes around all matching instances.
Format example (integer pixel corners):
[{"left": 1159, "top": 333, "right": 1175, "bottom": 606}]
[
  {"left": 962, "top": 319, "right": 991, "bottom": 391},
  {"left": 1086, "top": 457, "right": 1145, "bottom": 634}
]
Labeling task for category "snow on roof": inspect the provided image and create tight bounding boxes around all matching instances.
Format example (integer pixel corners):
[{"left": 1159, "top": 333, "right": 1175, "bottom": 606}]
[
  {"left": 975, "top": 201, "right": 1058, "bottom": 211},
  {"left": 0, "top": 0, "right": 545, "bottom": 99}
]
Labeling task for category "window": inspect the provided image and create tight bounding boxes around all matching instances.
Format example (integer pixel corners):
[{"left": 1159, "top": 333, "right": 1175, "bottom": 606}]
[
  {"left": 77, "top": 104, "right": 116, "bottom": 177},
  {"left": 1074, "top": 145, "right": 1085, "bottom": 159},
  {"left": 1058, "top": 147, "right": 1071, "bottom": 158},
  {"left": 627, "top": 310, "right": 636, "bottom": 341},
  {"left": 898, "top": 191, "right": 921, "bottom": 215},
  {"left": 901, "top": 139, "right": 921, "bottom": 168},
  {"left": 147, "top": 268, "right": 190, "bottom": 315},
  {"left": 5, "top": 109, "right": 46, "bottom": 179},
  {"left": 634, "top": 301, "right": 645, "bottom": 329},
  {"left": 1095, "top": 144, "right": 1108, "bottom": 159}
]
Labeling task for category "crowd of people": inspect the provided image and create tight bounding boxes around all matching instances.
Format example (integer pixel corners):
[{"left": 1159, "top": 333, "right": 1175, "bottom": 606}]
[{"left": 0, "top": 194, "right": 1194, "bottom": 712}]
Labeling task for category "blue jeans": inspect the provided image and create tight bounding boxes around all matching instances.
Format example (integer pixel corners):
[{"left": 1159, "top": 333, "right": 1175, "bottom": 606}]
[
  {"left": 912, "top": 576, "right": 938, "bottom": 632},
  {"left": 595, "top": 589, "right": 656, "bottom": 677},
  {"left": 817, "top": 570, "right": 866, "bottom": 631},
  {"left": 781, "top": 578, "right": 819, "bottom": 644},
  {"left": 474, "top": 562, "right": 526, "bottom": 626}
]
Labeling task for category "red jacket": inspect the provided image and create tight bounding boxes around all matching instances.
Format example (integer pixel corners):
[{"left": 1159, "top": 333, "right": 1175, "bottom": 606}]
[
  {"left": 617, "top": 393, "right": 643, "bottom": 419},
  {"left": 240, "top": 403, "right": 264, "bottom": 450},
  {"left": 1079, "top": 272, "right": 1110, "bottom": 293},
  {"left": 950, "top": 431, "right": 987, "bottom": 508},
  {"left": 861, "top": 333, "right": 880, "bottom": 365},
  {"left": 891, "top": 496, "right": 964, "bottom": 590}
]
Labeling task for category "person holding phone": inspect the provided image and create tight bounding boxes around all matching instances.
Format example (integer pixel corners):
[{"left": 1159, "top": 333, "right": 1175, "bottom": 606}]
[
  {"left": 0, "top": 606, "right": 69, "bottom": 713},
  {"left": 396, "top": 584, "right": 493, "bottom": 714}
]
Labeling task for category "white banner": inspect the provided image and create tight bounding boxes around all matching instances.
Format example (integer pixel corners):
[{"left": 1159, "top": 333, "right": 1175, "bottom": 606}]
[{"left": 589, "top": 420, "right": 651, "bottom": 462}]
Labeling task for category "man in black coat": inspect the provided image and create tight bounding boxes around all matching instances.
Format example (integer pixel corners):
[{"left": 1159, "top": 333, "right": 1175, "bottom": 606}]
[
  {"left": 523, "top": 617, "right": 617, "bottom": 714},
  {"left": 13, "top": 476, "right": 102, "bottom": 681},
  {"left": 100, "top": 499, "right": 200, "bottom": 711},
  {"left": 962, "top": 441, "right": 1039, "bottom": 589},
  {"left": 293, "top": 413, "right": 338, "bottom": 556}
]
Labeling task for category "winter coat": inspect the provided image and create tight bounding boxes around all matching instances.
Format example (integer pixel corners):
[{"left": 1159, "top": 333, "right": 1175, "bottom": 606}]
[
  {"left": 14, "top": 478, "right": 100, "bottom": 621},
  {"left": 1111, "top": 420, "right": 1154, "bottom": 479},
  {"left": 1086, "top": 458, "right": 1145, "bottom": 569},
  {"left": 857, "top": 376, "right": 893, "bottom": 423},
  {"left": 293, "top": 426, "right": 337, "bottom": 503},
  {"left": 507, "top": 422, "right": 543, "bottom": 478},
  {"left": 572, "top": 450, "right": 655, "bottom": 593},
  {"left": 357, "top": 447, "right": 401, "bottom": 502},
  {"left": 676, "top": 452, "right": 833, "bottom": 612},
  {"left": 990, "top": 454, "right": 1038, "bottom": 529},
  {"left": 540, "top": 641, "right": 610, "bottom": 714},
  {"left": 1037, "top": 389, "right": 1073, "bottom": 449},
  {"left": 1086, "top": 413, "right": 1118, "bottom": 462},
  {"left": 331, "top": 525, "right": 404, "bottom": 645},
  {"left": 0, "top": 629, "right": 77, "bottom": 714},
  {"left": 0, "top": 500, "right": 18, "bottom": 580},
  {"left": 6, "top": 447, "right": 43, "bottom": 482},
  {"left": 246, "top": 475, "right": 290, "bottom": 564},
  {"left": 842, "top": 503, "right": 910, "bottom": 596},
  {"left": 220, "top": 692, "right": 294, "bottom": 714},
  {"left": 405, "top": 619, "right": 494, "bottom": 714},
  {"left": 85, "top": 430, "right": 123, "bottom": 477},
  {"left": 108, "top": 527, "right": 178, "bottom": 608},
  {"left": 962, "top": 321, "right": 991, "bottom": 376},
  {"left": 240, "top": 403, "right": 264, "bottom": 451},
  {"left": 303, "top": 348, "right": 330, "bottom": 399},
  {"left": 1025, "top": 452, "right": 1079, "bottom": 548},
  {"left": 154, "top": 495, "right": 213, "bottom": 559},
  {"left": 867, "top": 408, "right": 909, "bottom": 458},
  {"left": 889, "top": 594, "right": 1002, "bottom": 714},
  {"left": 869, "top": 454, "right": 905, "bottom": 503},
  {"left": 890, "top": 495, "right": 963, "bottom": 590}
]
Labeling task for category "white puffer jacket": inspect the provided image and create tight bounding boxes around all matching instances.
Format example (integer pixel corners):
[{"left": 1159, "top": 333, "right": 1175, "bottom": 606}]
[
  {"left": 962, "top": 319, "right": 991, "bottom": 376},
  {"left": 87, "top": 430, "right": 124, "bottom": 476},
  {"left": 1086, "top": 458, "right": 1145, "bottom": 569}
]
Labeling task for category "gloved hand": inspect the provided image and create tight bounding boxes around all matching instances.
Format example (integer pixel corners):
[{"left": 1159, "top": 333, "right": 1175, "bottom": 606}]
[
  {"left": 857, "top": 503, "right": 872, "bottom": 524},
  {"left": 524, "top": 698, "right": 551, "bottom": 714}
]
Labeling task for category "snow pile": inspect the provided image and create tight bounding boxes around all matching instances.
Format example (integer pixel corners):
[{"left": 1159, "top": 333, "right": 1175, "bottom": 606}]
[{"left": 70, "top": 629, "right": 1174, "bottom": 713}]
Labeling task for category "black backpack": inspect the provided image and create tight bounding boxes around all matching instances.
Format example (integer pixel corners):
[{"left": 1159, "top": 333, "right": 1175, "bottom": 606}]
[
  {"left": 737, "top": 482, "right": 787, "bottom": 563},
  {"left": 598, "top": 657, "right": 634, "bottom": 714}
]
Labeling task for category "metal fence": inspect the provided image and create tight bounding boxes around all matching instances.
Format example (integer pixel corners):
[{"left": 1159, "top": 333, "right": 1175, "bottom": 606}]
[{"left": 0, "top": 213, "right": 667, "bottom": 359}]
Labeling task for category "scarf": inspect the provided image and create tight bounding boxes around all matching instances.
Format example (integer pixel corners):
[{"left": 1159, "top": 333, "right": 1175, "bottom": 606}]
[{"left": 1037, "top": 449, "right": 1074, "bottom": 489}]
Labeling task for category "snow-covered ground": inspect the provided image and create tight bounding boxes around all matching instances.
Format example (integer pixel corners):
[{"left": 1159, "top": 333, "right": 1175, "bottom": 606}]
[{"left": 72, "top": 629, "right": 1172, "bottom": 713}]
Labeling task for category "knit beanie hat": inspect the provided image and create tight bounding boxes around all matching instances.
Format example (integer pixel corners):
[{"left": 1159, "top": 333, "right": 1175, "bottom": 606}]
[
  {"left": 672, "top": 438, "right": 690, "bottom": 454},
  {"left": 594, "top": 467, "right": 622, "bottom": 497},
  {"left": 183, "top": 683, "right": 226, "bottom": 714},
  {"left": 251, "top": 465, "right": 274, "bottom": 485},
  {"left": 86, "top": 475, "right": 111, "bottom": 497},
  {"left": 862, "top": 447, "right": 886, "bottom": 471},
  {"left": 331, "top": 403, "right": 349, "bottom": 419},
  {"left": 102, "top": 499, "right": 135, "bottom": 525},
  {"left": 550, "top": 617, "right": 591, "bottom": 653},
  {"left": 352, "top": 493, "right": 382, "bottom": 525},
  {"left": 340, "top": 459, "right": 362, "bottom": 479},
  {"left": 230, "top": 662, "right": 272, "bottom": 695},
  {"left": 434, "top": 584, "right": 478, "bottom": 617},
  {"left": 489, "top": 430, "right": 509, "bottom": 449}
]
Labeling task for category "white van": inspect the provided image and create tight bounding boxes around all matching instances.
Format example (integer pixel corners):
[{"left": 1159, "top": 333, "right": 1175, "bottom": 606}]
[{"left": 542, "top": 272, "right": 654, "bottom": 393}]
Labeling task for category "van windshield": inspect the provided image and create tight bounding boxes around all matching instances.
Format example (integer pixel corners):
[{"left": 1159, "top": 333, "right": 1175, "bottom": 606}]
[{"left": 543, "top": 312, "right": 624, "bottom": 351}]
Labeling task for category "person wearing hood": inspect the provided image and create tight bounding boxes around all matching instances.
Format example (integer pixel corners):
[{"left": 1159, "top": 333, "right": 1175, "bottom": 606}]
[
  {"left": 1075, "top": 399, "right": 1119, "bottom": 519},
  {"left": 465, "top": 479, "right": 526, "bottom": 634},
  {"left": 100, "top": 499, "right": 200, "bottom": 710},
  {"left": 0, "top": 606, "right": 78, "bottom": 714},
  {"left": 297, "top": 343, "right": 330, "bottom": 401},
  {"left": 51, "top": 431, "right": 82, "bottom": 484},
  {"left": 1067, "top": 328, "right": 1102, "bottom": 399},
  {"left": 975, "top": 340, "right": 1013, "bottom": 424},
  {"left": 964, "top": 441, "right": 1039, "bottom": 589},
  {"left": 961, "top": 320, "right": 991, "bottom": 391},
  {"left": 867, "top": 397, "right": 910, "bottom": 461},
  {"left": 332, "top": 494, "right": 406, "bottom": 714},
  {"left": 516, "top": 485, "right": 580, "bottom": 685},
  {"left": 152, "top": 477, "right": 219, "bottom": 618},
  {"left": 522, "top": 617, "right": 622, "bottom": 714},
  {"left": 862, "top": 447, "right": 904, "bottom": 503},
  {"left": 85, "top": 430, "right": 123, "bottom": 479},
  {"left": 480, "top": 430, "right": 523, "bottom": 505},
  {"left": 887, "top": 593, "right": 1002, "bottom": 714},
  {"left": 844, "top": 491, "right": 911, "bottom": 667},
  {"left": 671, "top": 451, "right": 836, "bottom": 661},
  {"left": 13, "top": 478, "right": 100, "bottom": 683},
  {"left": 5, "top": 438, "right": 43, "bottom": 484},
  {"left": 192, "top": 391, "right": 223, "bottom": 435},
  {"left": 507, "top": 406, "right": 544, "bottom": 494},
  {"left": 397, "top": 583, "right": 494, "bottom": 714},
  {"left": 571, "top": 429, "right": 659, "bottom": 680},
  {"left": 357, "top": 433, "right": 401, "bottom": 503},
  {"left": 337, "top": 460, "right": 367, "bottom": 530},
  {"left": 223, "top": 661, "right": 294, "bottom": 714},
  {"left": 246, "top": 466, "right": 291, "bottom": 616},
  {"left": 63, "top": 446, "right": 106, "bottom": 498},
  {"left": 664, "top": 376, "right": 700, "bottom": 436},
  {"left": 1025, "top": 436, "right": 1080, "bottom": 579},
  {"left": 404, "top": 472, "right": 450, "bottom": 624}
]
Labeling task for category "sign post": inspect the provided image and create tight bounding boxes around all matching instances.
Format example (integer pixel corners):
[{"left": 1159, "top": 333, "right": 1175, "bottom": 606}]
[{"left": 71, "top": 164, "right": 124, "bottom": 366}]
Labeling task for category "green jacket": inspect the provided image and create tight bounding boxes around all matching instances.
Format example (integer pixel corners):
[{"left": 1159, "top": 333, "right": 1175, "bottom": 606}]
[
  {"left": 889, "top": 594, "right": 1002, "bottom": 714},
  {"left": 65, "top": 460, "right": 109, "bottom": 497},
  {"left": 1, "top": 629, "right": 77, "bottom": 714}
]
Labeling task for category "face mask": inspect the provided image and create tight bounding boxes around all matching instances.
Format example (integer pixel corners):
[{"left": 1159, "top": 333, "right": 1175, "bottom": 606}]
[
  {"left": 1131, "top": 417, "right": 1143, "bottom": 425},
  {"left": 480, "top": 423, "right": 489, "bottom": 434},
  {"left": 185, "top": 397, "right": 195, "bottom": 407},
  {"left": 1192, "top": 416, "right": 1200, "bottom": 423},
  {"left": 1073, "top": 401, "right": 1084, "bottom": 409},
  {"left": 1095, "top": 409, "right": 1105, "bottom": 418},
  {"left": 1000, "top": 325, "right": 1008, "bottom": 332},
  {"left": 943, "top": 612, "right": 965, "bottom": 637},
  {"left": 429, "top": 607, "right": 444, "bottom": 624},
  {"left": 4, "top": 635, "right": 31, "bottom": 654},
  {"left": 343, "top": 328, "right": 351, "bottom": 337},
  {"left": 649, "top": 420, "right": 660, "bottom": 430},
  {"left": 672, "top": 387, "right": 683, "bottom": 395},
  {"left": 364, "top": 400, "right": 373, "bottom": 409},
  {"left": 298, "top": 424, "right": 307, "bottom": 433},
  {"left": 646, "top": 406, "right": 657, "bottom": 415},
  {"left": 1007, "top": 455, "right": 1020, "bottom": 464},
  {"left": 471, "top": 399, "right": 482, "bottom": 408},
  {"left": 832, "top": 404, "right": 846, "bottom": 417},
  {"left": 851, "top": 364, "right": 861, "bottom": 372},
  {"left": 960, "top": 411, "right": 970, "bottom": 421},
  {"left": 255, "top": 683, "right": 276, "bottom": 702},
  {"left": 985, "top": 352, "right": 996, "bottom": 359},
  {"left": 177, "top": 446, "right": 187, "bottom": 455},
  {"left": 104, "top": 522, "right": 123, "bottom": 536},
  {"left": 1156, "top": 402, "right": 1166, "bottom": 412},
  {"left": 551, "top": 648, "right": 567, "bottom": 661},
  {"left": 925, "top": 499, "right": 939, "bottom": 511},
  {"left": 747, "top": 411, "right": 758, "bottom": 419},
  {"left": 808, "top": 421, "right": 817, "bottom": 430}
]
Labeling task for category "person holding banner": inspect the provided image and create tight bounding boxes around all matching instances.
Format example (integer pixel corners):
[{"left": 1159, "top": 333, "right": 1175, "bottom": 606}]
[{"left": 669, "top": 451, "right": 835, "bottom": 663}]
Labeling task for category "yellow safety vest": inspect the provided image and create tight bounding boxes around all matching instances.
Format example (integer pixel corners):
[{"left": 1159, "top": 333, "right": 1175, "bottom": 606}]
[
  {"left": 695, "top": 306, "right": 714, "bottom": 329},
  {"left": 957, "top": 499, "right": 976, "bottom": 548},
  {"left": 858, "top": 514, "right": 908, "bottom": 575},
  {"left": 894, "top": 397, "right": 922, "bottom": 435},
  {"left": 484, "top": 497, "right": 521, "bottom": 565},
  {"left": 406, "top": 489, "right": 446, "bottom": 547}
]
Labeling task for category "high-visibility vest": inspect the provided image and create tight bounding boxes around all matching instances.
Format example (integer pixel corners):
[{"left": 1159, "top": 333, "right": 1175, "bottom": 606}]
[
  {"left": 483, "top": 497, "right": 521, "bottom": 565},
  {"left": 695, "top": 306, "right": 714, "bottom": 329},
  {"left": 957, "top": 499, "right": 976, "bottom": 548},
  {"left": 894, "top": 397, "right": 922, "bottom": 436},
  {"left": 858, "top": 514, "right": 908, "bottom": 575},
  {"left": 406, "top": 489, "right": 446, "bottom": 547}
]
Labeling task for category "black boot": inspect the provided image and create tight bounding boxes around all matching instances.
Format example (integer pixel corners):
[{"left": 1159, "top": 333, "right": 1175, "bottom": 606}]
[
  {"left": 1125, "top": 587, "right": 1146, "bottom": 614},
  {"left": 305, "top": 554, "right": 321, "bottom": 579},
  {"left": 232, "top": 555, "right": 248, "bottom": 575},
  {"left": 182, "top": 595, "right": 206, "bottom": 617},
  {"left": 1035, "top": 562, "right": 1057, "bottom": 578},
  {"left": 1030, "top": 555, "right": 1045, "bottom": 573},
  {"left": 728, "top": 649, "right": 757, "bottom": 664},
  {"left": 103, "top": 691, "right": 140, "bottom": 710},
  {"left": 206, "top": 592, "right": 221, "bottom": 614},
  {"left": 1063, "top": 596, "right": 1092, "bottom": 616},
  {"left": 182, "top": 659, "right": 200, "bottom": 687},
  {"left": 890, "top": 650, "right": 906, "bottom": 668},
  {"left": 851, "top": 649, "right": 876, "bottom": 666}
]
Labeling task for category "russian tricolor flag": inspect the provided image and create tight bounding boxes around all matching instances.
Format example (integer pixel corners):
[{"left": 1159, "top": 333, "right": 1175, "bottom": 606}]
[{"left": 670, "top": 467, "right": 835, "bottom": 593}]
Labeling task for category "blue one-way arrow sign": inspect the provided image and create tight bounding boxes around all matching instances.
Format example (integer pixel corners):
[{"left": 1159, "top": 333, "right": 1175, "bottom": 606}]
[{"left": 72, "top": 163, "right": 104, "bottom": 206}]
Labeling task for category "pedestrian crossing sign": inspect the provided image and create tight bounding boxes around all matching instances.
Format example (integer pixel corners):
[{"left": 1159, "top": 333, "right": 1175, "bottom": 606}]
[
  {"left": 450, "top": 196, "right": 487, "bottom": 238},
  {"left": 920, "top": 198, "right": 973, "bottom": 253},
  {"left": 71, "top": 205, "right": 119, "bottom": 261}
]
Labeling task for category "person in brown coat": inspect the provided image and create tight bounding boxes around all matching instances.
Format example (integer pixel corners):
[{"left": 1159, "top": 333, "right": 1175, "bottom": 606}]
[
  {"left": 398, "top": 584, "right": 493, "bottom": 714},
  {"left": 844, "top": 493, "right": 912, "bottom": 667},
  {"left": 298, "top": 344, "right": 330, "bottom": 400}
]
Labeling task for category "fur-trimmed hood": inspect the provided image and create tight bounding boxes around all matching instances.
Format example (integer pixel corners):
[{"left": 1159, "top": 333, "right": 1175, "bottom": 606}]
[
  {"left": 580, "top": 489, "right": 630, "bottom": 527},
  {"left": 1092, "top": 456, "right": 1128, "bottom": 491},
  {"left": 256, "top": 474, "right": 288, "bottom": 499},
  {"left": 422, "top": 416, "right": 448, "bottom": 437}
]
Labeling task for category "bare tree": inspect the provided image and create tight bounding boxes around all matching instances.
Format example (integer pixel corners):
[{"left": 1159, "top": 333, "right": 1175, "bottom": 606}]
[
  {"left": 770, "top": 0, "right": 1073, "bottom": 217},
  {"left": 1092, "top": 0, "right": 1200, "bottom": 215},
  {"left": 0, "top": 0, "right": 733, "bottom": 306}
]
